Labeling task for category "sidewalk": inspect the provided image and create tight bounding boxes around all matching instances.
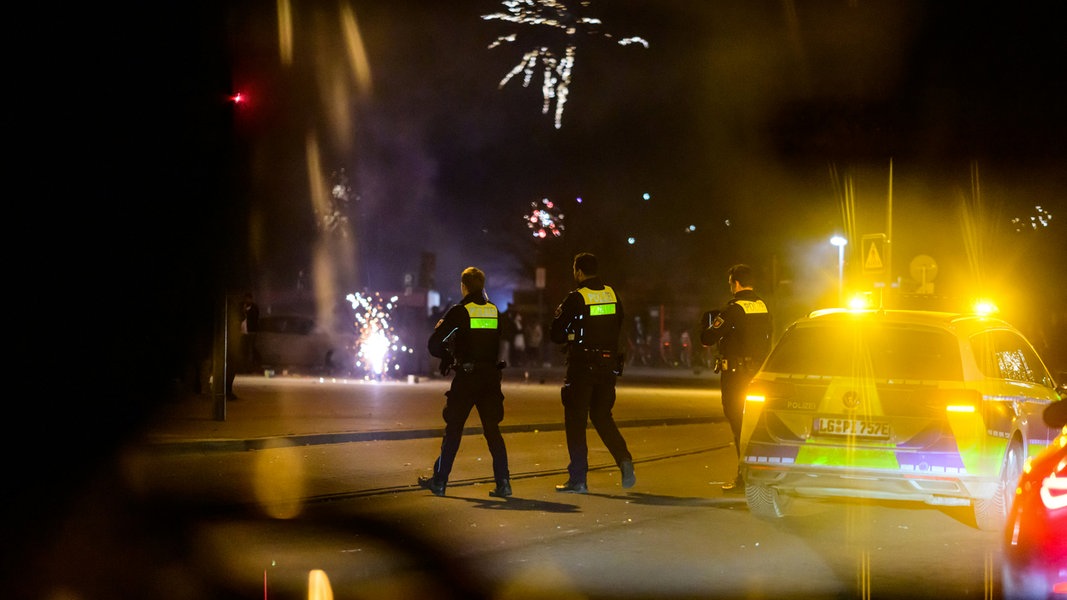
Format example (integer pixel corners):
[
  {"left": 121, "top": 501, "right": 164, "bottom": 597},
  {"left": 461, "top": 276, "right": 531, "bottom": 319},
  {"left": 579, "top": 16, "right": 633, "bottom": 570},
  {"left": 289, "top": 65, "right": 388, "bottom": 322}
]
[{"left": 137, "top": 365, "right": 719, "bottom": 452}]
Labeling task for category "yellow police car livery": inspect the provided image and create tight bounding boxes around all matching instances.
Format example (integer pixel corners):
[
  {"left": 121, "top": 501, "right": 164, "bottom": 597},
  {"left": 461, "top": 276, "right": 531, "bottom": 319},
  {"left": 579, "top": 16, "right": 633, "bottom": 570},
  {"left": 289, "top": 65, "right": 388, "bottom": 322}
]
[{"left": 739, "top": 308, "right": 1063, "bottom": 531}]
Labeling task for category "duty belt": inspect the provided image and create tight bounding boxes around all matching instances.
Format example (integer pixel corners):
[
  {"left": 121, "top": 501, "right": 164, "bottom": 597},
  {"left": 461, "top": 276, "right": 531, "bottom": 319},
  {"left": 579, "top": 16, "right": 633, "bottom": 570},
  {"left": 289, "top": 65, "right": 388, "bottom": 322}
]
[
  {"left": 575, "top": 348, "right": 615, "bottom": 356},
  {"left": 570, "top": 349, "right": 619, "bottom": 373},
  {"left": 458, "top": 361, "right": 506, "bottom": 373},
  {"left": 715, "top": 356, "right": 756, "bottom": 373}
]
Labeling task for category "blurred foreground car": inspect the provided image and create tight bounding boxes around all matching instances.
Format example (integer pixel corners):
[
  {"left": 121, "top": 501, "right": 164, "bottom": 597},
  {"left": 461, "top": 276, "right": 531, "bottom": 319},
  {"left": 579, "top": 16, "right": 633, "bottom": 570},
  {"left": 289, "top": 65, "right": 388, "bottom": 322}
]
[
  {"left": 739, "top": 308, "right": 1064, "bottom": 531},
  {"left": 1002, "top": 400, "right": 1066, "bottom": 600},
  {"left": 254, "top": 314, "right": 357, "bottom": 376}
]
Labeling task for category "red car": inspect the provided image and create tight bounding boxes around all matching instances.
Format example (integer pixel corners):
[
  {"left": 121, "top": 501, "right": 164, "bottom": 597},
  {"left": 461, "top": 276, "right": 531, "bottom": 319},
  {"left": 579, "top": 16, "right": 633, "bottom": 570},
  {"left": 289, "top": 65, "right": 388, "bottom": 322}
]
[{"left": 1002, "top": 399, "right": 1067, "bottom": 599}]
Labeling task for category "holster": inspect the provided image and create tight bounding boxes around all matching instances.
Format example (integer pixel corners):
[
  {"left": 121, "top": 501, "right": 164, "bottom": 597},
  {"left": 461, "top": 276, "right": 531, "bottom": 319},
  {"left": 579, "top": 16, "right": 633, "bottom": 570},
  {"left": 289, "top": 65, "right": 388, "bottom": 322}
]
[{"left": 439, "top": 356, "right": 455, "bottom": 376}]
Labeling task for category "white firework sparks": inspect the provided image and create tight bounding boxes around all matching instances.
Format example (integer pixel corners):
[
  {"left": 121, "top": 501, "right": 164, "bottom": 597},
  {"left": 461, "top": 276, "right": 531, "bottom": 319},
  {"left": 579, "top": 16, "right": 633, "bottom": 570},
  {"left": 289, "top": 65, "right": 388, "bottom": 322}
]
[
  {"left": 483, "top": 0, "right": 648, "bottom": 129},
  {"left": 346, "top": 291, "right": 411, "bottom": 379},
  {"left": 1010, "top": 205, "right": 1054, "bottom": 233}
]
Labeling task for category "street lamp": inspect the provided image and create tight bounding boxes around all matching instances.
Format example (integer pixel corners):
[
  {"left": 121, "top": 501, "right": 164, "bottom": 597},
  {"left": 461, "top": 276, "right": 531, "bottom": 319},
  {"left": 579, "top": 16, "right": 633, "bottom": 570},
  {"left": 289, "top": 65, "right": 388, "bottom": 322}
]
[{"left": 830, "top": 235, "right": 847, "bottom": 305}]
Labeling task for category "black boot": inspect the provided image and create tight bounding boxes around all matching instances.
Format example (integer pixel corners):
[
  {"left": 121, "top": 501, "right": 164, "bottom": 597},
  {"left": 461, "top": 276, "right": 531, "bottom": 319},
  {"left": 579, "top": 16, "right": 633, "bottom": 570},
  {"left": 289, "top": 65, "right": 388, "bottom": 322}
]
[
  {"left": 489, "top": 479, "right": 512, "bottom": 498},
  {"left": 620, "top": 459, "right": 636, "bottom": 489},
  {"left": 555, "top": 480, "right": 588, "bottom": 493},
  {"left": 721, "top": 473, "right": 744, "bottom": 493},
  {"left": 418, "top": 475, "right": 446, "bottom": 496}
]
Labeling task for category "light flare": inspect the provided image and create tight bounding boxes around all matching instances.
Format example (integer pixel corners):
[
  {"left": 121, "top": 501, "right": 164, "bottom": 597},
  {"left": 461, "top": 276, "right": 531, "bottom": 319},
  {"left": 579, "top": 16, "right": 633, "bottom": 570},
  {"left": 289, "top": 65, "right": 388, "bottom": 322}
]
[{"left": 972, "top": 298, "right": 998, "bottom": 316}]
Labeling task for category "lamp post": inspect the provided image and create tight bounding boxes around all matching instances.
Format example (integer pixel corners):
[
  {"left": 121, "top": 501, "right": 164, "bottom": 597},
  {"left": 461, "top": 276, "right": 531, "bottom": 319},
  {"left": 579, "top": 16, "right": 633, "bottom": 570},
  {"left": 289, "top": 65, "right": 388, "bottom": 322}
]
[{"left": 830, "top": 235, "right": 847, "bottom": 305}]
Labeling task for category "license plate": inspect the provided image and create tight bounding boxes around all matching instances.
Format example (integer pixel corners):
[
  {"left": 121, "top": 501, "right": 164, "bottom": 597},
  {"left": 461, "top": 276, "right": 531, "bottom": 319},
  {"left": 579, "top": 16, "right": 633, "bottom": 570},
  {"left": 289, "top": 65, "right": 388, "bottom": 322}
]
[{"left": 815, "top": 417, "right": 891, "bottom": 438}]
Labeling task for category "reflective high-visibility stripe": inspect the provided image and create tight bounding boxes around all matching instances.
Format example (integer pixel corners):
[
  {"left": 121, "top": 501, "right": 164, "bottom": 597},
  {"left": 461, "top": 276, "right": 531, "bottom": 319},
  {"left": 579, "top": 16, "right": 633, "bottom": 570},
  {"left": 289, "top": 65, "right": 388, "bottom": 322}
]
[
  {"left": 590, "top": 304, "right": 616, "bottom": 316},
  {"left": 579, "top": 286, "right": 617, "bottom": 317},
  {"left": 735, "top": 299, "right": 768, "bottom": 314},
  {"left": 464, "top": 302, "right": 498, "bottom": 329}
]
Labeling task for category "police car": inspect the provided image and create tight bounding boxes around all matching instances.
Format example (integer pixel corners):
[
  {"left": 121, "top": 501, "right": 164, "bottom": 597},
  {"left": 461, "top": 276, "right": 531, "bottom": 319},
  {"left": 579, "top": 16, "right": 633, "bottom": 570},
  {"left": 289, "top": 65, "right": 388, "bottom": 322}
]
[{"left": 739, "top": 308, "right": 1065, "bottom": 531}]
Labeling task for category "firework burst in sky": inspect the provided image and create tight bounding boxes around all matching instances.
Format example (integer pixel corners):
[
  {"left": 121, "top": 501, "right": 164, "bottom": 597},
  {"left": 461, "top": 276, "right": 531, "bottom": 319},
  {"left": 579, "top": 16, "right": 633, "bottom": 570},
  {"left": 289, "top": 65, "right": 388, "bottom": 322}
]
[
  {"left": 482, "top": 0, "right": 648, "bottom": 129},
  {"left": 526, "top": 197, "right": 565, "bottom": 238}
]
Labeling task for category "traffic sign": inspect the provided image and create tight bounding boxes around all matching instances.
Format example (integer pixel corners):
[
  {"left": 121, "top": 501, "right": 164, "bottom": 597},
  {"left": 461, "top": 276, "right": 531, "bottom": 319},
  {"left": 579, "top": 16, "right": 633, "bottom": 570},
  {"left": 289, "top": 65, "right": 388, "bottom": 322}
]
[{"left": 861, "top": 234, "right": 887, "bottom": 275}]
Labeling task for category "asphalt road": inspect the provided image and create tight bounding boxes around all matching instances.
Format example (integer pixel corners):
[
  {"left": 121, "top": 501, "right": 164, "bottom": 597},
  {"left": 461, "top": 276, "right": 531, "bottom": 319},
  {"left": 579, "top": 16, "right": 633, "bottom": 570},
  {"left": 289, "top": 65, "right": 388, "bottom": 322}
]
[{"left": 25, "top": 373, "right": 1004, "bottom": 600}]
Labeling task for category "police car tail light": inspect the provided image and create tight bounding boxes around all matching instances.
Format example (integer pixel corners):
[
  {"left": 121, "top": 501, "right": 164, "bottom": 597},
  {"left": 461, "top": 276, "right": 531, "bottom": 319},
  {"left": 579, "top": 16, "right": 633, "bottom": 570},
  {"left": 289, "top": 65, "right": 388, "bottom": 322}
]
[
  {"left": 935, "top": 390, "right": 982, "bottom": 438},
  {"left": 744, "top": 382, "right": 769, "bottom": 404},
  {"left": 930, "top": 389, "right": 981, "bottom": 414}
]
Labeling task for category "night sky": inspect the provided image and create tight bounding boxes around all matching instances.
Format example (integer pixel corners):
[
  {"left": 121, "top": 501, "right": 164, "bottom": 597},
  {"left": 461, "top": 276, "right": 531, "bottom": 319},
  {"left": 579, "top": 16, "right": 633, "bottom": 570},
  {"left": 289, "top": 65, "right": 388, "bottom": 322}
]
[
  {"left": 59, "top": 0, "right": 1067, "bottom": 399},
  {"left": 216, "top": 2, "right": 1066, "bottom": 308}
]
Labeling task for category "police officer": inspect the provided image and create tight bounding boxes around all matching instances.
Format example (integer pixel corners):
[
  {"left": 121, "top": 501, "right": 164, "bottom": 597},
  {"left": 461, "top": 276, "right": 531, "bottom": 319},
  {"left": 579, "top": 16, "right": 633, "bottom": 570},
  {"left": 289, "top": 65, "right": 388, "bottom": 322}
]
[
  {"left": 550, "top": 252, "right": 636, "bottom": 493},
  {"left": 419, "top": 267, "right": 512, "bottom": 498},
  {"left": 700, "top": 263, "right": 772, "bottom": 492}
]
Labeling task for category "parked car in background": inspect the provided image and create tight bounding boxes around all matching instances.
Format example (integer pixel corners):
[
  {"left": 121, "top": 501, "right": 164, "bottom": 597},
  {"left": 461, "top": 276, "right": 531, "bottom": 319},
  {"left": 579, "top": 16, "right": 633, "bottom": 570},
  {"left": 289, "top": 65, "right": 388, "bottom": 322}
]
[
  {"left": 254, "top": 314, "right": 358, "bottom": 376},
  {"left": 1002, "top": 399, "right": 1066, "bottom": 600},
  {"left": 739, "top": 308, "right": 1063, "bottom": 531}
]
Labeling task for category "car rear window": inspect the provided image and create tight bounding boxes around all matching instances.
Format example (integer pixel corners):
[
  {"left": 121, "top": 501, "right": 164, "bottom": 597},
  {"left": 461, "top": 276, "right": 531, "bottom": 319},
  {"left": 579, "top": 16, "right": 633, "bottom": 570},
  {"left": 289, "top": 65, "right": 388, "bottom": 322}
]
[
  {"left": 764, "top": 322, "right": 964, "bottom": 380},
  {"left": 970, "top": 330, "right": 1055, "bottom": 387}
]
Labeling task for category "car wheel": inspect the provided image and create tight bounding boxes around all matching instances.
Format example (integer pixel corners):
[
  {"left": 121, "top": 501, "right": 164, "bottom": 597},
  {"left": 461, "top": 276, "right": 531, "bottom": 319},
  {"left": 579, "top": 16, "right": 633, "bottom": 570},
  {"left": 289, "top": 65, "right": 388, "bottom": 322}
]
[
  {"left": 745, "top": 481, "right": 793, "bottom": 519},
  {"left": 973, "top": 439, "right": 1023, "bottom": 532}
]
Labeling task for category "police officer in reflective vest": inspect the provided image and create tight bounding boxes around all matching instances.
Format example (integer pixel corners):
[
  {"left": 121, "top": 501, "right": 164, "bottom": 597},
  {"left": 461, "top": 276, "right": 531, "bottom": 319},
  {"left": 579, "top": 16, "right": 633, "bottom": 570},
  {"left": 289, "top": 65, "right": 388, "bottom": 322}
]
[
  {"left": 700, "top": 263, "right": 772, "bottom": 492},
  {"left": 550, "top": 252, "right": 636, "bottom": 493},
  {"left": 419, "top": 267, "right": 511, "bottom": 498}
]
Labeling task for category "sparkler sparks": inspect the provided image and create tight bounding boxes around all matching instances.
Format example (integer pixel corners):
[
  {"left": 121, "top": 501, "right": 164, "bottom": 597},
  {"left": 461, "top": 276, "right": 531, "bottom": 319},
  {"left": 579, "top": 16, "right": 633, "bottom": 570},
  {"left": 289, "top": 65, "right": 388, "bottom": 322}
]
[{"left": 483, "top": 0, "right": 648, "bottom": 128}]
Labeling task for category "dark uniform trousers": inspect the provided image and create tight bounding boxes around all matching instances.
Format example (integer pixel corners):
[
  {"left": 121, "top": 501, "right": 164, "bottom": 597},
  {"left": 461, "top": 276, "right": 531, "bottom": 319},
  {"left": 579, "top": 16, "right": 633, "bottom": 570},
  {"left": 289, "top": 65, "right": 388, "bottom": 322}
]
[
  {"left": 561, "top": 354, "right": 632, "bottom": 483},
  {"left": 434, "top": 364, "right": 509, "bottom": 483},
  {"left": 719, "top": 359, "right": 759, "bottom": 458}
]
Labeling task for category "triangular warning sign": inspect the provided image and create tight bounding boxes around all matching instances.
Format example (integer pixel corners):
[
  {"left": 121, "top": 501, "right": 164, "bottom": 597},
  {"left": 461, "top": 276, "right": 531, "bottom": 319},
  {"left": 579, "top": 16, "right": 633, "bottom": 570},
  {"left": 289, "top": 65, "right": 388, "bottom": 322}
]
[{"left": 865, "top": 242, "right": 883, "bottom": 270}]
